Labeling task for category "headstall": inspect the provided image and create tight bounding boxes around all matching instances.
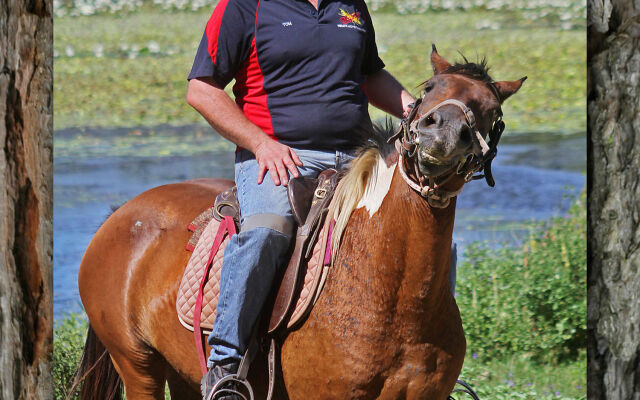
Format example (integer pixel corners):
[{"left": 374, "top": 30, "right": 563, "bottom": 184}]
[{"left": 388, "top": 84, "right": 505, "bottom": 208}]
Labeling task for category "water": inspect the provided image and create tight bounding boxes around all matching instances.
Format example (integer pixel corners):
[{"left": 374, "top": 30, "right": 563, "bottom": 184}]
[{"left": 53, "top": 126, "right": 585, "bottom": 320}]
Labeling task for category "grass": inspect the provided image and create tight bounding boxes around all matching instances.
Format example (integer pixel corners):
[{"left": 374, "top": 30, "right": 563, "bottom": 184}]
[
  {"left": 53, "top": 8, "right": 585, "bottom": 133},
  {"left": 54, "top": 314, "right": 87, "bottom": 400},
  {"left": 456, "top": 193, "right": 586, "bottom": 365},
  {"left": 454, "top": 194, "right": 585, "bottom": 400},
  {"left": 53, "top": 125, "right": 235, "bottom": 158},
  {"left": 457, "top": 352, "right": 586, "bottom": 399}
]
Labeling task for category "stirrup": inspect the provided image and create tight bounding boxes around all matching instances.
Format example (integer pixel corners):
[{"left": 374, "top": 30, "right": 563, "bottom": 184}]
[
  {"left": 448, "top": 380, "right": 481, "bottom": 400},
  {"left": 208, "top": 335, "right": 256, "bottom": 400},
  {"left": 208, "top": 353, "right": 254, "bottom": 400}
]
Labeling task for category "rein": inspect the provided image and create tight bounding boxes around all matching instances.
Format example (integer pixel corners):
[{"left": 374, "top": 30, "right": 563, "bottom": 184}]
[{"left": 388, "top": 85, "right": 505, "bottom": 208}]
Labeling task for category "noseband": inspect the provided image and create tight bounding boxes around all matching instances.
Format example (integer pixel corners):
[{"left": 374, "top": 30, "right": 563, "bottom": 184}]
[{"left": 388, "top": 87, "right": 505, "bottom": 208}]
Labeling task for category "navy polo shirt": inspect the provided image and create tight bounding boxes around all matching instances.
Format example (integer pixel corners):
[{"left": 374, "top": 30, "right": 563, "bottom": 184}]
[{"left": 188, "top": 0, "right": 385, "bottom": 150}]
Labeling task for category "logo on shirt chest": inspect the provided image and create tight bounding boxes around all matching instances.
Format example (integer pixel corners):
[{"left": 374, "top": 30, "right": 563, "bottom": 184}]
[{"left": 337, "top": 8, "right": 366, "bottom": 32}]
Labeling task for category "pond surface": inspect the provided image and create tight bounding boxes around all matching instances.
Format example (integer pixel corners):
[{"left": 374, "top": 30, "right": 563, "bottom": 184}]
[{"left": 53, "top": 125, "right": 585, "bottom": 320}]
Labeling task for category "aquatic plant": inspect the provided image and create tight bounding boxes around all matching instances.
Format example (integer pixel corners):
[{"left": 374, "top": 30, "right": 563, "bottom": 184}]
[{"left": 53, "top": 0, "right": 586, "bottom": 24}]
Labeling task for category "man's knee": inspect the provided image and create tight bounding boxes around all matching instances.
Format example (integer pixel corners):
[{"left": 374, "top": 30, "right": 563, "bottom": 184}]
[
  {"left": 241, "top": 213, "right": 295, "bottom": 239},
  {"left": 238, "top": 215, "right": 293, "bottom": 266}
]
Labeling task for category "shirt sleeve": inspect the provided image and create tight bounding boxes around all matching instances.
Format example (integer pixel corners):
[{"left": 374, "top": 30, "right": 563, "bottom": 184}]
[
  {"left": 187, "top": 0, "right": 255, "bottom": 87},
  {"left": 358, "top": 0, "right": 385, "bottom": 76}
]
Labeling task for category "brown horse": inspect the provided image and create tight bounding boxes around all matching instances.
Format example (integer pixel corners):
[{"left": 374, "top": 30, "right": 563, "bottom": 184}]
[{"left": 74, "top": 47, "right": 524, "bottom": 400}]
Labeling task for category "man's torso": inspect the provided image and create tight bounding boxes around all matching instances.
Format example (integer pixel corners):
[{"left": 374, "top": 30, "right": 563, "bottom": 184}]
[{"left": 190, "top": 0, "right": 383, "bottom": 150}]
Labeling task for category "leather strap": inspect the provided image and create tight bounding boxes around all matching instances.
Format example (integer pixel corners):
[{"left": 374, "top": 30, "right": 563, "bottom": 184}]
[
  {"left": 194, "top": 216, "right": 237, "bottom": 375},
  {"left": 268, "top": 170, "right": 338, "bottom": 333},
  {"left": 267, "top": 338, "right": 277, "bottom": 400},
  {"left": 287, "top": 177, "right": 319, "bottom": 225}
]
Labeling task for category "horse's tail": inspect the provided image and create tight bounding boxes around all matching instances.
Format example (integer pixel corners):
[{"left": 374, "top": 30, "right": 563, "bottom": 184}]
[{"left": 68, "top": 323, "right": 123, "bottom": 400}]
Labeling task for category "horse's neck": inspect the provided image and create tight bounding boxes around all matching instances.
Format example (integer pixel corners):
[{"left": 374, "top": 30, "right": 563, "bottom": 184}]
[{"left": 370, "top": 169, "right": 457, "bottom": 317}]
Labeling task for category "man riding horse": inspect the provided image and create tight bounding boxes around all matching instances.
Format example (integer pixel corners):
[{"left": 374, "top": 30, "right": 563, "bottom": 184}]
[
  {"left": 186, "top": 0, "right": 416, "bottom": 397},
  {"left": 75, "top": 28, "right": 524, "bottom": 397}
]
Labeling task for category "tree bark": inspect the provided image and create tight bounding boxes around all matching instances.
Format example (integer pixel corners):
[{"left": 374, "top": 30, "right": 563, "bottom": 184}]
[
  {"left": 587, "top": 1, "right": 640, "bottom": 399},
  {"left": 0, "top": 0, "right": 53, "bottom": 398}
]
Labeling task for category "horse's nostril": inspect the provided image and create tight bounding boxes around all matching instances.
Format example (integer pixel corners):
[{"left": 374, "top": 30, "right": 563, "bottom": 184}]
[
  {"left": 460, "top": 126, "right": 472, "bottom": 144},
  {"left": 419, "top": 115, "right": 434, "bottom": 130},
  {"left": 418, "top": 112, "right": 440, "bottom": 130},
  {"left": 432, "top": 111, "right": 442, "bottom": 125}
]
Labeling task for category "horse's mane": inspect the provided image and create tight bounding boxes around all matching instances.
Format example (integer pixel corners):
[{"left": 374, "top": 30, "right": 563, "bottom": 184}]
[
  {"left": 443, "top": 56, "right": 493, "bottom": 82},
  {"left": 421, "top": 55, "right": 494, "bottom": 88},
  {"left": 328, "top": 122, "right": 396, "bottom": 262}
]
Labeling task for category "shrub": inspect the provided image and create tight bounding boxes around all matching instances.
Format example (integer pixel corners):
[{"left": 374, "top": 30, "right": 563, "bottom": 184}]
[
  {"left": 458, "top": 353, "right": 586, "bottom": 399},
  {"left": 456, "top": 192, "right": 586, "bottom": 363},
  {"left": 54, "top": 314, "right": 88, "bottom": 400}
]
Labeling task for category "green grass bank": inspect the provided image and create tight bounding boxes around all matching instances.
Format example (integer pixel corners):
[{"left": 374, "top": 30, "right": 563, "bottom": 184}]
[{"left": 54, "top": 8, "right": 585, "bottom": 133}]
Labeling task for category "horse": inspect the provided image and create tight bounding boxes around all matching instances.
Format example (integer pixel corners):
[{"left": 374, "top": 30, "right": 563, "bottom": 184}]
[{"left": 73, "top": 46, "right": 525, "bottom": 400}]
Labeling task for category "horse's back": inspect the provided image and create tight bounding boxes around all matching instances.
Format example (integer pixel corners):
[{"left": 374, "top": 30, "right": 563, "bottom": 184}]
[{"left": 78, "top": 178, "right": 233, "bottom": 385}]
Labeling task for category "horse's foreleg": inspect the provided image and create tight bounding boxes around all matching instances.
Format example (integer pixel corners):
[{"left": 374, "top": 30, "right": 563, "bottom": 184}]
[{"left": 109, "top": 349, "right": 167, "bottom": 400}]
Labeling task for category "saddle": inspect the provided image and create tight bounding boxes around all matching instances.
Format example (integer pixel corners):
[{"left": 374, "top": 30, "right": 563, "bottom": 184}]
[{"left": 176, "top": 169, "right": 340, "bottom": 347}]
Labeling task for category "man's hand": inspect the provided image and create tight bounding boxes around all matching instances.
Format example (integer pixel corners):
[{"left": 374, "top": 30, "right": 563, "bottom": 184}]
[{"left": 254, "top": 138, "right": 303, "bottom": 186}]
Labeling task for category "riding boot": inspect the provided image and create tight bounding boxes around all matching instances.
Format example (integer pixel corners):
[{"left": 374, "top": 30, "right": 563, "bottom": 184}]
[{"left": 201, "top": 361, "right": 241, "bottom": 400}]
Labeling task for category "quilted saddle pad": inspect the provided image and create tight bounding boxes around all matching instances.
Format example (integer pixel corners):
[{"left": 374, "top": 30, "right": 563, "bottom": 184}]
[
  {"left": 176, "top": 215, "right": 331, "bottom": 335},
  {"left": 176, "top": 216, "right": 230, "bottom": 334}
]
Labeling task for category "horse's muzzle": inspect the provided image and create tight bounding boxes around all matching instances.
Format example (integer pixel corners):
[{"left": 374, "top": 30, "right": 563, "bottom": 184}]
[{"left": 415, "top": 126, "right": 471, "bottom": 177}]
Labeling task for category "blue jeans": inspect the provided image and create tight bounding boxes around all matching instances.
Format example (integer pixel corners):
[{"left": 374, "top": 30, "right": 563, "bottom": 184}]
[{"left": 207, "top": 148, "right": 355, "bottom": 366}]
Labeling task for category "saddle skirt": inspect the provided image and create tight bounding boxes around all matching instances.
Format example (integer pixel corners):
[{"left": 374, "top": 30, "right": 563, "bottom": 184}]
[{"left": 176, "top": 199, "right": 334, "bottom": 335}]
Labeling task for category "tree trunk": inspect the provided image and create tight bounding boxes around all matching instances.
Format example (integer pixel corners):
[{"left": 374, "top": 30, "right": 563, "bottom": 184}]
[
  {"left": 587, "top": 1, "right": 640, "bottom": 399},
  {"left": 0, "top": 0, "right": 53, "bottom": 398}
]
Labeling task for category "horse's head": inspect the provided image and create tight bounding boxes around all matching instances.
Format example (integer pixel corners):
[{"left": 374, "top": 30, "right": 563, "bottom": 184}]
[{"left": 393, "top": 45, "right": 526, "bottom": 207}]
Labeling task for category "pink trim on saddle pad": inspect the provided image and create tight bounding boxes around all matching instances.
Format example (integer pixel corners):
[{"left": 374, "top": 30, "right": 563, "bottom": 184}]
[{"left": 323, "top": 220, "right": 335, "bottom": 266}]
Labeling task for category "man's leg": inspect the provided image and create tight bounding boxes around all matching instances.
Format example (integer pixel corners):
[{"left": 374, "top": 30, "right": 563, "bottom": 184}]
[
  {"left": 201, "top": 148, "right": 352, "bottom": 398},
  {"left": 201, "top": 150, "right": 299, "bottom": 399},
  {"left": 206, "top": 150, "right": 296, "bottom": 367},
  {"left": 206, "top": 226, "right": 291, "bottom": 365}
]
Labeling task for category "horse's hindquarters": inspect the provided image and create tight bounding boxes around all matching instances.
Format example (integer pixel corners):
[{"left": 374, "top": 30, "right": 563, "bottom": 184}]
[{"left": 78, "top": 179, "right": 233, "bottom": 397}]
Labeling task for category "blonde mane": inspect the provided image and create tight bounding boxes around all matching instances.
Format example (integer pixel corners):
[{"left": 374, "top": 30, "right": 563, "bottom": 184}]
[{"left": 328, "top": 132, "right": 397, "bottom": 263}]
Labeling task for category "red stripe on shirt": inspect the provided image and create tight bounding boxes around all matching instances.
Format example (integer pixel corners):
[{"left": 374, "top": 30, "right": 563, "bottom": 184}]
[
  {"left": 205, "top": 0, "right": 230, "bottom": 65},
  {"left": 233, "top": 0, "right": 275, "bottom": 139}
]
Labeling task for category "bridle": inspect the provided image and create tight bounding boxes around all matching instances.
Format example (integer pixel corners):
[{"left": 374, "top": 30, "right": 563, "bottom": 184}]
[{"left": 388, "top": 82, "right": 505, "bottom": 208}]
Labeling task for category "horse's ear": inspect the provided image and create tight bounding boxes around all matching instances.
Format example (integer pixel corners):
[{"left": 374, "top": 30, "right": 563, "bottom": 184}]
[
  {"left": 493, "top": 76, "right": 527, "bottom": 102},
  {"left": 430, "top": 44, "right": 451, "bottom": 75}
]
